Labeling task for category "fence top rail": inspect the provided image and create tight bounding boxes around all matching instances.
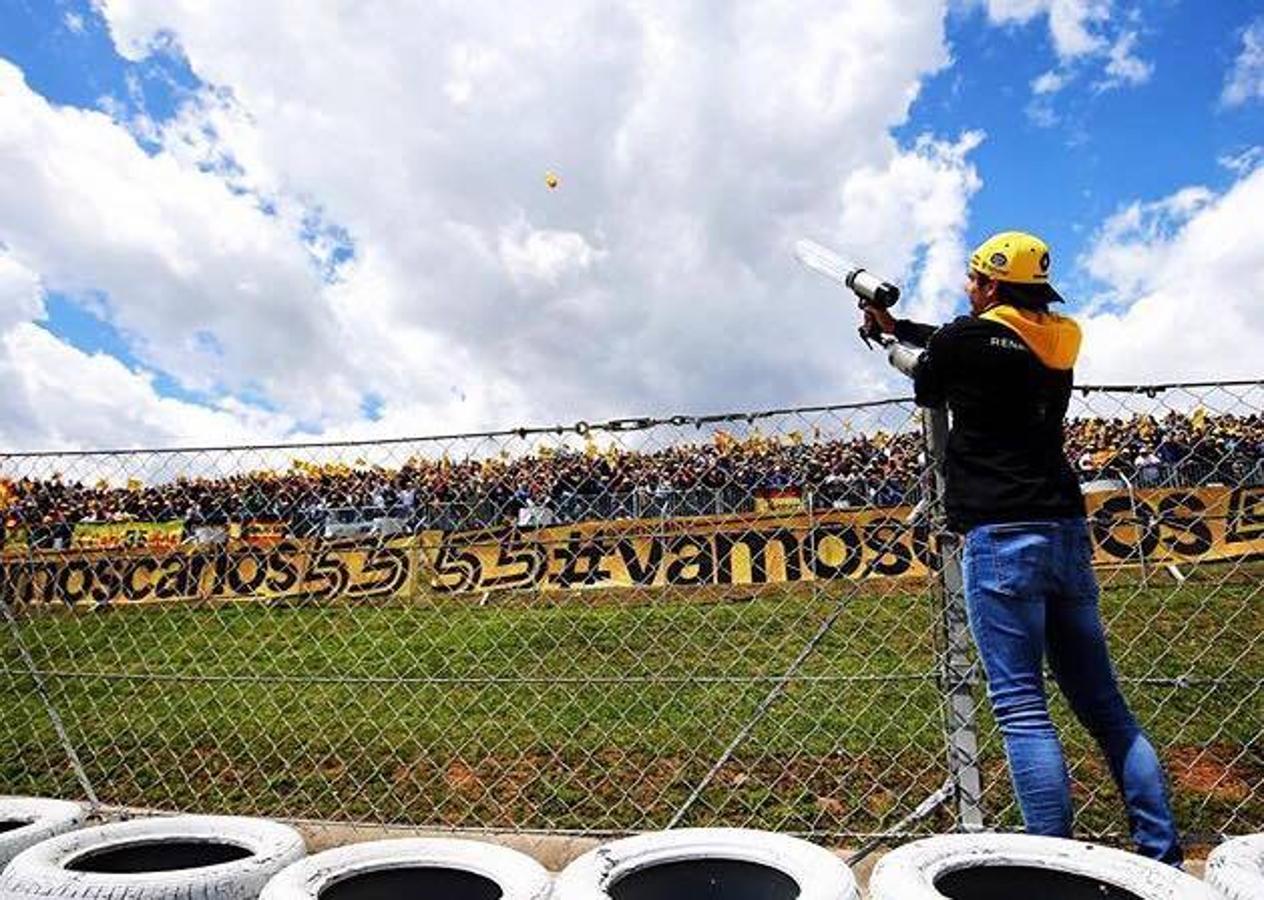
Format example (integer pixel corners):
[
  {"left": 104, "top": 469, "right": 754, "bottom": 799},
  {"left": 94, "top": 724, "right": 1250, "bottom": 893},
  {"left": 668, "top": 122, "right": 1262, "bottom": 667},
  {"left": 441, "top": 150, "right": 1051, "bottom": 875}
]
[
  {"left": 3, "top": 378, "right": 1261, "bottom": 459},
  {"left": 1074, "top": 378, "right": 1264, "bottom": 396},
  {"left": 0, "top": 396, "right": 920, "bottom": 458}
]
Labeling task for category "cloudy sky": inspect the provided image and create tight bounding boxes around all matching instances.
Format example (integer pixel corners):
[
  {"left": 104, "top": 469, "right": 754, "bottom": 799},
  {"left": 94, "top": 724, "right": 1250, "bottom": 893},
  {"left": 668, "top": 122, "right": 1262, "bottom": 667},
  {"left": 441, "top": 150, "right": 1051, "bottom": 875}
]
[{"left": 1, "top": 0, "right": 1262, "bottom": 451}]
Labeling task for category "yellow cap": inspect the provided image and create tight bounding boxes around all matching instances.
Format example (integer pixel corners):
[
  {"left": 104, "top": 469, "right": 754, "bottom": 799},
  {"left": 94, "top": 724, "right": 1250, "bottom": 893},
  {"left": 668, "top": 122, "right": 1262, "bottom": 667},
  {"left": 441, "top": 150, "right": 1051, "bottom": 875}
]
[{"left": 970, "top": 231, "right": 1053, "bottom": 285}]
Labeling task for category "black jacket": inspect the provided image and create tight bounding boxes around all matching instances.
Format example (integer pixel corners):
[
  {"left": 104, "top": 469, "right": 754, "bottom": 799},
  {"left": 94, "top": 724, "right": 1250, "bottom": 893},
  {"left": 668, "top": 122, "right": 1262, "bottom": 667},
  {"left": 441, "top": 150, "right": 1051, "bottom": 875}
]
[{"left": 895, "top": 307, "right": 1086, "bottom": 533}]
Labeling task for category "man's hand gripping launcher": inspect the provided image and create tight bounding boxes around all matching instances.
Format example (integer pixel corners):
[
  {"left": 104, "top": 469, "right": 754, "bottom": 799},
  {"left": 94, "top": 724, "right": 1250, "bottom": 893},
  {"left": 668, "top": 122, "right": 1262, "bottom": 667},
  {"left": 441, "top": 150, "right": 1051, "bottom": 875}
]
[{"left": 793, "top": 239, "right": 922, "bottom": 378}]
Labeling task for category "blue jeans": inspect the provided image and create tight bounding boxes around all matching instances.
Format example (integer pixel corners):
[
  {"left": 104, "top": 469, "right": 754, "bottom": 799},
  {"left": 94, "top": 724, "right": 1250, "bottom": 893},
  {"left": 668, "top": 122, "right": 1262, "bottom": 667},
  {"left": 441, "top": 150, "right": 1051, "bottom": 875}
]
[{"left": 962, "top": 518, "right": 1183, "bottom": 866}]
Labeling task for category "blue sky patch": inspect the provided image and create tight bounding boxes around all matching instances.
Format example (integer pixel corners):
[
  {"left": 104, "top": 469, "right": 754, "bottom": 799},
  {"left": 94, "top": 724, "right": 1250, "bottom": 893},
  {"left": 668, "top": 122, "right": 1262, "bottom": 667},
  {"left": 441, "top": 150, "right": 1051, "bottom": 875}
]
[
  {"left": 902, "top": 2, "right": 1264, "bottom": 306},
  {"left": 1, "top": 0, "right": 201, "bottom": 134}
]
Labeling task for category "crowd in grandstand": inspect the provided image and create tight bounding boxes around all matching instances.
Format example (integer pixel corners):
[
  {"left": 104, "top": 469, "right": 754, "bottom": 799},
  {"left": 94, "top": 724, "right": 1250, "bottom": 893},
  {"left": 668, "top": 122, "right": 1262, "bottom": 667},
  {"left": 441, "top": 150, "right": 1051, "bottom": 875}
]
[{"left": 2, "top": 410, "right": 1262, "bottom": 548}]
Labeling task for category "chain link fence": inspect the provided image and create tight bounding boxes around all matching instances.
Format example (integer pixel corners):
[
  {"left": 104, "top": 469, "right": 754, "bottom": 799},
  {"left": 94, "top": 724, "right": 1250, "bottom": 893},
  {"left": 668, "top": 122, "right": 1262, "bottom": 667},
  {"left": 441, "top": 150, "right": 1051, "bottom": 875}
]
[{"left": 1, "top": 381, "right": 1261, "bottom": 848}]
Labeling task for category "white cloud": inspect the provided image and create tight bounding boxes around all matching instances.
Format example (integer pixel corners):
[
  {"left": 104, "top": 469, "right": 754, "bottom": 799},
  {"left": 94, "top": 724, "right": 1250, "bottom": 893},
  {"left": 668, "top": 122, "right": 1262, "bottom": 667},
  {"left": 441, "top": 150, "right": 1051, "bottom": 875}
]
[
  {"left": 1032, "top": 69, "right": 1069, "bottom": 95},
  {"left": 1047, "top": 0, "right": 1111, "bottom": 57},
  {"left": 498, "top": 221, "right": 603, "bottom": 289},
  {"left": 0, "top": 54, "right": 539, "bottom": 445},
  {"left": 834, "top": 131, "right": 985, "bottom": 325},
  {"left": 0, "top": 250, "right": 297, "bottom": 451},
  {"left": 1078, "top": 163, "right": 1264, "bottom": 383},
  {"left": 1026, "top": 69, "right": 1068, "bottom": 127},
  {"left": 1100, "top": 30, "right": 1153, "bottom": 89},
  {"left": 983, "top": 0, "right": 1110, "bottom": 59},
  {"left": 0, "top": 60, "right": 359, "bottom": 420},
  {"left": 983, "top": 0, "right": 1152, "bottom": 115},
  {"left": 0, "top": 249, "right": 45, "bottom": 330},
  {"left": 1222, "top": 18, "right": 1264, "bottom": 108},
  {"left": 443, "top": 43, "right": 511, "bottom": 108},
  {"left": 1218, "top": 145, "right": 1264, "bottom": 176},
  {"left": 0, "top": 0, "right": 971, "bottom": 447},
  {"left": 0, "top": 324, "right": 289, "bottom": 450},
  {"left": 11, "top": 0, "right": 1250, "bottom": 461},
  {"left": 1025, "top": 99, "right": 1060, "bottom": 128}
]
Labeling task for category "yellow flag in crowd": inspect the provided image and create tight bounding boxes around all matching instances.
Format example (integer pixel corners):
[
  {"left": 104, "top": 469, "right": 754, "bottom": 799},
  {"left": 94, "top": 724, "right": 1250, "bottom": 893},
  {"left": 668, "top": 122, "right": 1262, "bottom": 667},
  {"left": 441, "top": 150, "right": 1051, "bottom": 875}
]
[
  {"left": 127, "top": 478, "right": 143, "bottom": 492},
  {"left": 0, "top": 479, "right": 12, "bottom": 511},
  {"left": 1191, "top": 406, "right": 1207, "bottom": 431},
  {"left": 290, "top": 458, "right": 321, "bottom": 475}
]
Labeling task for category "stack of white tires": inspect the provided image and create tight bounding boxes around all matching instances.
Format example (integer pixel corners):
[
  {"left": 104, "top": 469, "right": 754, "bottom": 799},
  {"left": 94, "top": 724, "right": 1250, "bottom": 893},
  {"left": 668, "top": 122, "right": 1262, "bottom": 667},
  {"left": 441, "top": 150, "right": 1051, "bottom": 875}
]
[{"left": 5, "top": 795, "right": 1264, "bottom": 900}]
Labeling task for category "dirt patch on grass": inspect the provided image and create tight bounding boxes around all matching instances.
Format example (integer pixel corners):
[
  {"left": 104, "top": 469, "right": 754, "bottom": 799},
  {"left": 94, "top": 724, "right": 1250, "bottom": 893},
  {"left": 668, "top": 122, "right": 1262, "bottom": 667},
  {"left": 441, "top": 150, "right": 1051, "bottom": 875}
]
[
  {"left": 377, "top": 746, "right": 949, "bottom": 833},
  {"left": 1169, "top": 743, "right": 1259, "bottom": 803},
  {"left": 443, "top": 759, "right": 485, "bottom": 795}
]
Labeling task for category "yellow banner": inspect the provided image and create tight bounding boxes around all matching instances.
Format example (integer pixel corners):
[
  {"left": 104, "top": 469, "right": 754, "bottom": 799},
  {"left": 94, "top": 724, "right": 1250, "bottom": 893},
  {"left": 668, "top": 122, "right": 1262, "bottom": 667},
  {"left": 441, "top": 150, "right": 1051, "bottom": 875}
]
[
  {"left": 422, "top": 484, "right": 1264, "bottom": 593},
  {"left": 71, "top": 521, "right": 185, "bottom": 551},
  {"left": 4, "top": 485, "right": 1263, "bottom": 609},
  {"left": 422, "top": 507, "right": 935, "bottom": 594},
  {"left": 1084, "top": 484, "right": 1264, "bottom": 564},
  {"left": 3, "top": 537, "right": 413, "bottom": 608},
  {"left": 753, "top": 490, "right": 805, "bottom": 515}
]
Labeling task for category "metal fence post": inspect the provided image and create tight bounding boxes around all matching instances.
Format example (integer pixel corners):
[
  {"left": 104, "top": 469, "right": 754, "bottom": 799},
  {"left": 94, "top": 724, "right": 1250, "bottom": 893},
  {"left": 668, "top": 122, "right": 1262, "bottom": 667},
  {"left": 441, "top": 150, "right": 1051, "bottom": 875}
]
[
  {"left": 922, "top": 404, "right": 985, "bottom": 831},
  {"left": 1117, "top": 472, "right": 1150, "bottom": 587}
]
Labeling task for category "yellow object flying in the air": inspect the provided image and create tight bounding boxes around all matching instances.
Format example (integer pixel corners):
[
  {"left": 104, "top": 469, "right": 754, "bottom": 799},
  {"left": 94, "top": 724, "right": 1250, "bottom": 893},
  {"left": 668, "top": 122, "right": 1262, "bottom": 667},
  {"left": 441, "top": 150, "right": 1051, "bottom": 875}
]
[{"left": 545, "top": 171, "right": 559, "bottom": 189}]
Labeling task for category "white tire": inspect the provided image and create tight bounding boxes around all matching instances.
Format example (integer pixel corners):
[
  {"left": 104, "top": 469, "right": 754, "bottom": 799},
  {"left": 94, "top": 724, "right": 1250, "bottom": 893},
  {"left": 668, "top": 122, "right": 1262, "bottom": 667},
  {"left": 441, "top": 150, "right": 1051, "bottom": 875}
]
[
  {"left": 554, "top": 828, "right": 857, "bottom": 900},
  {"left": 1206, "top": 834, "right": 1264, "bottom": 900},
  {"left": 869, "top": 833, "right": 1213, "bottom": 899},
  {"left": 0, "top": 815, "right": 305, "bottom": 900},
  {"left": 260, "top": 838, "right": 551, "bottom": 900},
  {"left": 0, "top": 797, "right": 85, "bottom": 870}
]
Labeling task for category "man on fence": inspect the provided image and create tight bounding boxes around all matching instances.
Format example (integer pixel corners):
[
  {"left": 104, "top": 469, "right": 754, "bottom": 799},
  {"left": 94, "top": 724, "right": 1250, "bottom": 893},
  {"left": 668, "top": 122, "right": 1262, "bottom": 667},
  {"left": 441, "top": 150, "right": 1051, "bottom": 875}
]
[{"left": 865, "top": 231, "right": 1184, "bottom": 866}]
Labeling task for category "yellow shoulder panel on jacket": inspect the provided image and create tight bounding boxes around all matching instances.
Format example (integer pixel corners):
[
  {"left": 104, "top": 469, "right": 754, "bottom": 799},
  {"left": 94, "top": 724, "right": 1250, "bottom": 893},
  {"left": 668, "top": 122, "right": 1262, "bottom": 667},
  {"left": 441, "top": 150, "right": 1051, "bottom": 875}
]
[{"left": 979, "top": 306, "right": 1080, "bottom": 370}]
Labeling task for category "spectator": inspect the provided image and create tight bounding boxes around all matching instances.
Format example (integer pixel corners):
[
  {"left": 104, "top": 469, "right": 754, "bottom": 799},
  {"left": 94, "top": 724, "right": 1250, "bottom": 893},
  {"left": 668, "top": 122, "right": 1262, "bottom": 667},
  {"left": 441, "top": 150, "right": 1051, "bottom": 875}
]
[{"left": 0, "top": 408, "right": 1259, "bottom": 546}]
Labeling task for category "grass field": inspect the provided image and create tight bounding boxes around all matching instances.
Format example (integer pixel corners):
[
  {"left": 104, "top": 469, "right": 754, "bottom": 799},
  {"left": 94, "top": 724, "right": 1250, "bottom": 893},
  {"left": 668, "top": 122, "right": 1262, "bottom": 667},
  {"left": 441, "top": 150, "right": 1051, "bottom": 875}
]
[{"left": 3, "top": 570, "right": 1261, "bottom": 843}]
